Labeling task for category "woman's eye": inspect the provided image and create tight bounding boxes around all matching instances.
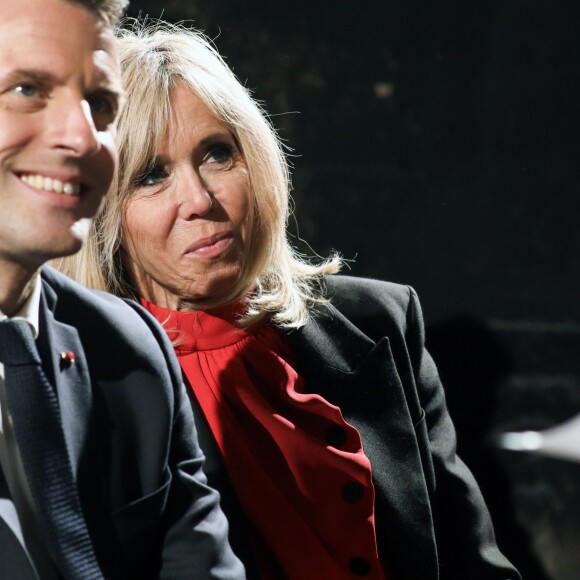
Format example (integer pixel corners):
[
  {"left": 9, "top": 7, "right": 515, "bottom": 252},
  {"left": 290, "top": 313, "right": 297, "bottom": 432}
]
[
  {"left": 134, "top": 164, "right": 167, "bottom": 187},
  {"left": 205, "top": 143, "right": 234, "bottom": 165}
]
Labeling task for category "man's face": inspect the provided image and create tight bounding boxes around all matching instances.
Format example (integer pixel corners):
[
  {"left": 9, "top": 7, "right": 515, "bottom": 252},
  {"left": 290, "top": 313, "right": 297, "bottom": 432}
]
[{"left": 0, "top": 0, "right": 122, "bottom": 269}]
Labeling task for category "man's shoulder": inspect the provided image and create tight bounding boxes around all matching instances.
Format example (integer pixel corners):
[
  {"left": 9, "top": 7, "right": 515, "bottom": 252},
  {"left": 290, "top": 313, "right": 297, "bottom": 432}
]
[
  {"left": 41, "top": 265, "right": 132, "bottom": 317},
  {"left": 40, "top": 265, "right": 168, "bottom": 356}
]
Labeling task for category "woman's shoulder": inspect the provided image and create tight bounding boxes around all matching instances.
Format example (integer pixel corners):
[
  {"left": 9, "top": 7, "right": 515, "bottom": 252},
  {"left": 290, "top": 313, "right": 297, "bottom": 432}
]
[
  {"left": 321, "top": 274, "right": 419, "bottom": 342},
  {"left": 324, "top": 274, "right": 413, "bottom": 316}
]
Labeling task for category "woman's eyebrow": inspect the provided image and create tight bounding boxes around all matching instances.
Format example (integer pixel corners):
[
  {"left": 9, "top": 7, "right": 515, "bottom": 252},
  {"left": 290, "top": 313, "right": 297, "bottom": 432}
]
[{"left": 198, "top": 131, "right": 233, "bottom": 147}]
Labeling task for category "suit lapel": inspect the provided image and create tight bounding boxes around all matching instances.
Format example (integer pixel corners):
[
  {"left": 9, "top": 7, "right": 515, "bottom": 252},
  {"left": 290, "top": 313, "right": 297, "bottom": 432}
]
[
  {"left": 0, "top": 500, "right": 40, "bottom": 579},
  {"left": 286, "top": 302, "right": 438, "bottom": 579},
  {"left": 37, "top": 289, "right": 92, "bottom": 478},
  {"left": 0, "top": 438, "right": 40, "bottom": 579}
]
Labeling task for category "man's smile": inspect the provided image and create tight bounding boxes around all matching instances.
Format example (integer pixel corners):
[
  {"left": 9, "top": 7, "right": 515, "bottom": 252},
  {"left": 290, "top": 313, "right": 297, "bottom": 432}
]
[{"left": 19, "top": 173, "right": 82, "bottom": 196}]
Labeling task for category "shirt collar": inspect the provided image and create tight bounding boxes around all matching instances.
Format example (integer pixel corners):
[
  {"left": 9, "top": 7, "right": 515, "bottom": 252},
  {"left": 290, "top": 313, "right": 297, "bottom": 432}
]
[{"left": 0, "top": 274, "right": 41, "bottom": 339}]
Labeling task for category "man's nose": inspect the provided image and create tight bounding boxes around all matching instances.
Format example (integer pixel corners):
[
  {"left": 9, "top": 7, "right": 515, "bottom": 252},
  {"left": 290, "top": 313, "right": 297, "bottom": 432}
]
[{"left": 48, "top": 98, "right": 101, "bottom": 157}]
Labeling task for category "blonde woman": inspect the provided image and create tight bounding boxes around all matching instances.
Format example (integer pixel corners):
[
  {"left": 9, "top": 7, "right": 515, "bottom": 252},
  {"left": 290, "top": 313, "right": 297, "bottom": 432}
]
[{"left": 60, "top": 22, "right": 520, "bottom": 580}]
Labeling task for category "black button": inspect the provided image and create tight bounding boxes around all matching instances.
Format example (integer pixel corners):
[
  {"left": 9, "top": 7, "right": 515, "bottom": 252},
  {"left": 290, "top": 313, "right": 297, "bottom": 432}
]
[
  {"left": 342, "top": 482, "right": 364, "bottom": 503},
  {"left": 349, "top": 557, "right": 371, "bottom": 576},
  {"left": 326, "top": 425, "right": 347, "bottom": 448}
]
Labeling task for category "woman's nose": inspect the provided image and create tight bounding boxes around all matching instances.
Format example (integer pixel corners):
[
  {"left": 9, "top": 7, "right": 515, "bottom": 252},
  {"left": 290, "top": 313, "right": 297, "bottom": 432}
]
[{"left": 175, "top": 170, "right": 213, "bottom": 220}]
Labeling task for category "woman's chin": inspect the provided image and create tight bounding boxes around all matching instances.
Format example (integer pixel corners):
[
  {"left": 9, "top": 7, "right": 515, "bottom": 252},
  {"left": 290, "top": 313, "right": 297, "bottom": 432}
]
[{"left": 191, "top": 276, "right": 247, "bottom": 308}]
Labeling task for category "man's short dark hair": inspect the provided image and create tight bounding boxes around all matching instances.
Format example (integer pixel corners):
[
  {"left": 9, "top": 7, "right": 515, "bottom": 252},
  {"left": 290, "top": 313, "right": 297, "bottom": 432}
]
[{"left": 68, "top": 0, "right": 129, "bottom": 27}]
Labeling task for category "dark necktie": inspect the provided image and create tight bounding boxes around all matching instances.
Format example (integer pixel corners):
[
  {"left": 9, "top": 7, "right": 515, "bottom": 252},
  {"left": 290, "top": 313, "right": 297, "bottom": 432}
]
[{"left": 0, "top": 319, "right": 103, "bottom": 580}]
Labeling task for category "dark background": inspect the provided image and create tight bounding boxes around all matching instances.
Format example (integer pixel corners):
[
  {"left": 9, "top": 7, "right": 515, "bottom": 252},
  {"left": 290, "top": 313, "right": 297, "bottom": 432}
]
[{"left": 126, "top": 1, "right": 580, "bottom": 577}]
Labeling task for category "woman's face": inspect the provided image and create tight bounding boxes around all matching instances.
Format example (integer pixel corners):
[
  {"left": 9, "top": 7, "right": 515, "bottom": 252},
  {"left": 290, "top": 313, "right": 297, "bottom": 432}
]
[{"left": 121, "top": 84, "right": 252, "bottom": 309}]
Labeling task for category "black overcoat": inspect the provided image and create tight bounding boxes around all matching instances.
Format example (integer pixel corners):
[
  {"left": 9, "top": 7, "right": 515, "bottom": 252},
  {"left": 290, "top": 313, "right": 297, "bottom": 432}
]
[{"left": 197, "top": 275, "right": 520, "bottom": 580}]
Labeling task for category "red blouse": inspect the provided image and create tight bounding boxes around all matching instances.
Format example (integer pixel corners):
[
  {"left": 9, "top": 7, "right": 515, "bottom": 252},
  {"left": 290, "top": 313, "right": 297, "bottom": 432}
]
[{"left": 142, "top": 299, "right": 386, "bottom": 580}]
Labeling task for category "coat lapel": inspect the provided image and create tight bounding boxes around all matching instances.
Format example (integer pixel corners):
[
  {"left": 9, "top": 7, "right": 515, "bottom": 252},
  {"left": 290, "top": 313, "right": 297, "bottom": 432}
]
[
  {"left": 286, "top": 302, "right": 438, "bottom": 580},
  {"left": 37, "top": 288, "right": 93, "bottom": 479}
]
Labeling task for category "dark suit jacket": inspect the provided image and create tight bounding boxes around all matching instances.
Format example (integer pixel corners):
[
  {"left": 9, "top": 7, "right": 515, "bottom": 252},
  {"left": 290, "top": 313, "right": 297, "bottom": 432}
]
[
  {"left": 196, "top": 275, "right": 520, "bottom": 580},
  {"left": 0, "top": 267, "right": 245, "bottom": 580}
]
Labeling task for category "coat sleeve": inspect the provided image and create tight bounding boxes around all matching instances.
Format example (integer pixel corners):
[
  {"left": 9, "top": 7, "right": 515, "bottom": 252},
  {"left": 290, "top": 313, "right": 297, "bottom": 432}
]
[
  {"left": 125, "top": 301, "right": 246, "bottom": 580},
  {"left": 404, "top": 287, "right": 521, "bottom": 580}
]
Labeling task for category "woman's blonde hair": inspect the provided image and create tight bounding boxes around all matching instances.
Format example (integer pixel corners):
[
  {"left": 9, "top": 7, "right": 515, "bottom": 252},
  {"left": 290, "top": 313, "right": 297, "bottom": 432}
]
[{"left": 59, "top": 21, "right": 340, "bottom": 328}]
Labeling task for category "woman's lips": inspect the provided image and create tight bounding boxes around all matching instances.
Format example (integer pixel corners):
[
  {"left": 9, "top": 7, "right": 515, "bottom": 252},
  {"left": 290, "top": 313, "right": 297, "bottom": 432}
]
[{"left": 184, "top": 233, "right": 232, "bottom": 257}]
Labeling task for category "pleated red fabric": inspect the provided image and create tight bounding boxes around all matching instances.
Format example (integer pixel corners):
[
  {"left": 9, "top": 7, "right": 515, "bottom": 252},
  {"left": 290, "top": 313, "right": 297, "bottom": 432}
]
[{"left": 142, "top": 299, "right": 386, "bottom": 580}]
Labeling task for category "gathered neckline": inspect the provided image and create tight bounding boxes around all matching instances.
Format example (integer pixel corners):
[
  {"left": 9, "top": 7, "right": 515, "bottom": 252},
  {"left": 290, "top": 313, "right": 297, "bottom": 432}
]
[{"left": 140, "top": 298, "right": 253, "bottom": 353}]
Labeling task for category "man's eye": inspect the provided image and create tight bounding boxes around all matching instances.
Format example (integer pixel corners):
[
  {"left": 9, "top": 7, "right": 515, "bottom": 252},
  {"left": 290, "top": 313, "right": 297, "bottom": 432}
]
[
  {"left": 13, "top": 84, "right": 39, "bottom": 98},
  {"left": 86, "top": 94, "right": 116, "bottom": 117}
]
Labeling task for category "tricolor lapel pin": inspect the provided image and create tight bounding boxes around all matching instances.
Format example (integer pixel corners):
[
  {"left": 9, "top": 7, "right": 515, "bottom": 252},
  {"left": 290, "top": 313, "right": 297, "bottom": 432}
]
[{"left": 59, "top": 351, "right": 76, "bottom": 368}]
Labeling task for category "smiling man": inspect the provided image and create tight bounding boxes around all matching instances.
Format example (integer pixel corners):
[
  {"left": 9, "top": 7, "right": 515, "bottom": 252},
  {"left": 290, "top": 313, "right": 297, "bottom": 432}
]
[{"left": 0, "top": 0, "right": 244, "bottom": 578}]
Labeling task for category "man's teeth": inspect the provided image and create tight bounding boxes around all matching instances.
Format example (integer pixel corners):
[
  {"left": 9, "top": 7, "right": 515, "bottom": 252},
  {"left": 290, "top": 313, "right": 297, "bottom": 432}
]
[{"left": 20, "top": 174, "right": 81, "bottom": 195}]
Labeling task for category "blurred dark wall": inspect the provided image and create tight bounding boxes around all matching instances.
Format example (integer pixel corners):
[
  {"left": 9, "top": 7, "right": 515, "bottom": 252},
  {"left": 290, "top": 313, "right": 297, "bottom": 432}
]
[
  {"left": 124, "top": 2, "right": 580, "bottom": 577},
  {"left": 127, "top": 0, "right": 579, "bottom": 322}
]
